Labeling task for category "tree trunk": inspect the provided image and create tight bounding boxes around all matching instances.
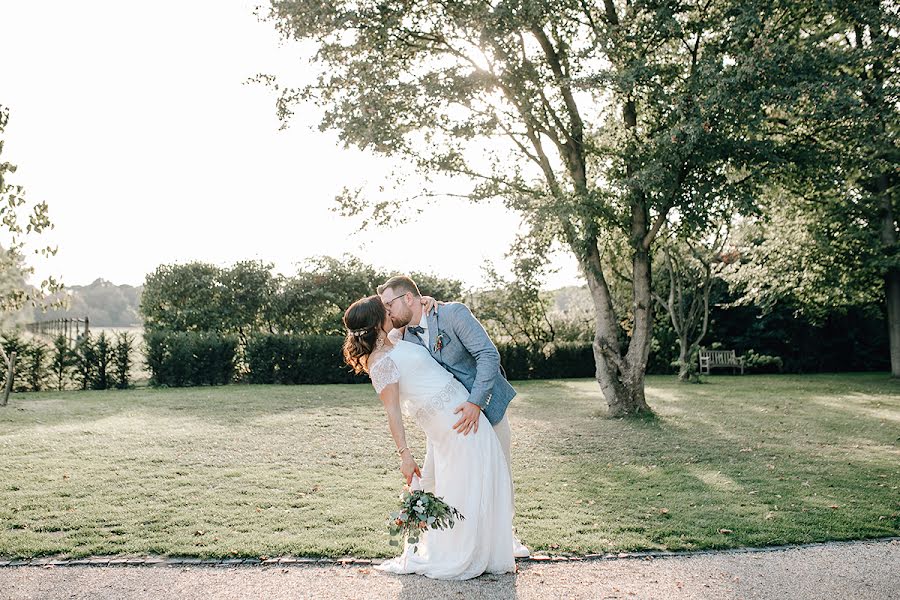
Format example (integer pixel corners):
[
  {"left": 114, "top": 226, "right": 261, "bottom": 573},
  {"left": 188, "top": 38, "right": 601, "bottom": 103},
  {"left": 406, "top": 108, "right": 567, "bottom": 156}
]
[
  {"left": 878, "top": 177, "right": 900, "bottom": 377},
  {"left": 885, "top": 269, "right": 900, "bottom": 377},
  {"left": 581, "top": 243, "right": 652, "bottom": 417},
  {"left": 1, "top": 351, "right": 16, "bottom": 407},
  {"left": 582, "top": 246, "right": 653, "bottom": 416},
  {"left": 677, "top": 338, "right": 693, "bottom": 382}
]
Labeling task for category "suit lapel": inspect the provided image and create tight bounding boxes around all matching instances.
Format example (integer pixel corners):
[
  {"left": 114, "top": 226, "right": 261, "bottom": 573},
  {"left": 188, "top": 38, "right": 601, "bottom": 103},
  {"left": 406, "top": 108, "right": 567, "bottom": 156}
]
[{"left": 427, "top": 310, "right": 439, "bottom": 354}]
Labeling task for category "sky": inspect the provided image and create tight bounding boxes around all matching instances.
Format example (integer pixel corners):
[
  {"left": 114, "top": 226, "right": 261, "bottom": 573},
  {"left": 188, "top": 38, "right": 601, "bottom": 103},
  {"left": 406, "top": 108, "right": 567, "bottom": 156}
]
[{"left": 0, "top": 0, "right": 583, "bottom": 291}]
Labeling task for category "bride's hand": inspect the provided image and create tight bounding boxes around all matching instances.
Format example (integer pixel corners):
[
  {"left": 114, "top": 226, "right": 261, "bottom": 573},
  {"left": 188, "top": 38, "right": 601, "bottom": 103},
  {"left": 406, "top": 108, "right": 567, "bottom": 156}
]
[
  {"left": 420, "top": 296, "right": 444, "bottom": 315},
  {"left": 400, "top": 452, "right": 422, "bottom": 485}
]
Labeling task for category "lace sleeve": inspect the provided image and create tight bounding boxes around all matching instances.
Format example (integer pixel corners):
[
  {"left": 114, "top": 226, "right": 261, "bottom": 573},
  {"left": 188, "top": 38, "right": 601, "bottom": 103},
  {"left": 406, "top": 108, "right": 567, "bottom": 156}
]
[{"left": 369, "top": 355, "right": 400, "bottom": 394}]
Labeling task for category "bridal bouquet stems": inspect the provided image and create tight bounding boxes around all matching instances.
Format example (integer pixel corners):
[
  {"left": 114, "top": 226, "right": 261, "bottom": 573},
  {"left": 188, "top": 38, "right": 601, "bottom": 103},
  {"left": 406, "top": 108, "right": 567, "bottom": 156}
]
[{"left": 388, "top": 488, "right": 465, "bottom": 552}]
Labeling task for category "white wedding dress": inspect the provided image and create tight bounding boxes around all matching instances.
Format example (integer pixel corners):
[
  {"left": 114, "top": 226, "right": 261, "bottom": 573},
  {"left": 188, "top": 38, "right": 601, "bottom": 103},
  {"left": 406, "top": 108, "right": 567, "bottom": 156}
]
[{"left": 370, "top": 340, "right": 515, "bottom": 580}]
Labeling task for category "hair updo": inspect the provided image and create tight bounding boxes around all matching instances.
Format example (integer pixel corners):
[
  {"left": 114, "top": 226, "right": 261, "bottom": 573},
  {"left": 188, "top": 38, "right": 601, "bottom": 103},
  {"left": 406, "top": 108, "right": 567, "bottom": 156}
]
[{"left": 342, "top": 295, "right": 387, "bottom": 374}]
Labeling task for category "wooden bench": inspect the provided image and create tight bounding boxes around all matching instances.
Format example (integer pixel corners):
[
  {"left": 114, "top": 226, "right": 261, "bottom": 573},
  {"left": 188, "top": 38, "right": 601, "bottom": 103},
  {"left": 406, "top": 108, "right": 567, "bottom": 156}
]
[{"left": 698, "top": 349, "right": 744, "bottom": 375}]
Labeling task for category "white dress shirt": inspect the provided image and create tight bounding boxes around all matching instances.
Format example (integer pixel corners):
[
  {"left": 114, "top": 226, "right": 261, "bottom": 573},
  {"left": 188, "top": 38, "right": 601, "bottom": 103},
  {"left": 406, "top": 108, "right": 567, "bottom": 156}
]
[{"left": 415, "top": 314, "right": 430, "bottom": 348}]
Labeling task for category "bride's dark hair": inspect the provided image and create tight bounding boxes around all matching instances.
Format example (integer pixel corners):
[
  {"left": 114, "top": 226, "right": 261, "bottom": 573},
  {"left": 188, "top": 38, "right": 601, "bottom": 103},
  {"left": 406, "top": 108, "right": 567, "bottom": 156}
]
[{"left": 342, "top": 295, "right": 387, "bottom": 374}]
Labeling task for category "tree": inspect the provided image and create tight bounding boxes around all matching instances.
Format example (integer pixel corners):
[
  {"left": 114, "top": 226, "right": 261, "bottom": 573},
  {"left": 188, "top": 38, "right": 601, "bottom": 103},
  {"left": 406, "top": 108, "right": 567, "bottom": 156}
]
[
  {"left": 267, "top": 0, "right": 825, "bottom": 414},
  {"left": 0, "top": 105, "right": 59, "bottom": 405},
  {"left": 140, "top": 256, "right": 463, "bottom": 336},
  {"left": 113, "top": 332, "right": 134, "bottom": 389},
  {"left": 732, "top": 2, "right": 899, "bottom": 376},
  {"left": 0, "top": 105, "right": 58, "bottom": 314},
  {"left": 140, "top": 262, "right": 225, "bottom": 332},
  {"left": 50, "top": 334, "right": 74, "bottom": 391},
  {"left": 270, "top": 255, "right": 387, "bottom": 335},
  {"left": 717, "top": 1, "right": 900, "bottom": 376},
  {"left": 829, "top": 1, "right": 900, "bottom": 377},
  {"left": 270, "top": 256, "right": 464, "bottom": 335},
  {"left": 652, "top": 230, "right": 732, "bottom": 381},
  {"left": 475, "top": 254, "right": 557, "bottom": 347},
  {"left": 220, "top": 260, "right": 278, "bottom": 344}
]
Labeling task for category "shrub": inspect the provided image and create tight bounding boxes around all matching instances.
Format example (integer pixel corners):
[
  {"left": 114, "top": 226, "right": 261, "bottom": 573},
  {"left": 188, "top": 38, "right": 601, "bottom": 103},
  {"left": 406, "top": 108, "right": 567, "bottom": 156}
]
[
  {"left": 114, "top": 332, "right": 134, "bottom": 389},
  {"left": 25, "top": 341, "right": 48, "bottom": 392},
  {"left": 496, "top": 344, "right": 535, "bottom": 380},
  {"left": 541, "top": 342, "right": 595, "bottom": 379},
  {"left": 299, "top": 335, "right": 368, "bottom": 384},
  {"left": 245, "top": 334, "right": 367, "bottom": 385},
  {"left": 93, "top": 332, "right": 113, "bottom": 390},
  {"left": 742, "top": 349, "right": 784, "bottom": 374},
  {"left": 144, "top": 330, "right": 238, "bottom": 387},
  {"left": 0, "top": 331, "right": 29, "bottom": 392},
  {"left": 497, "top": 342, "right": 594, "bottom": 381},
  {"left": 73, "top": 334, "right": 97, "bottom": 391},
  {"left": 51, "top": 334, "right": 74, "bottom": 390}
]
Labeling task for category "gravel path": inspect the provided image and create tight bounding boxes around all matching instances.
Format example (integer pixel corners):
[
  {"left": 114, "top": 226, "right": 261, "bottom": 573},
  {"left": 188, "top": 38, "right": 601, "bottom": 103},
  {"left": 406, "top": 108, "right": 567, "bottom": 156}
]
[{"left": 1, "top": 539, "right": 897, "bottom": 600}]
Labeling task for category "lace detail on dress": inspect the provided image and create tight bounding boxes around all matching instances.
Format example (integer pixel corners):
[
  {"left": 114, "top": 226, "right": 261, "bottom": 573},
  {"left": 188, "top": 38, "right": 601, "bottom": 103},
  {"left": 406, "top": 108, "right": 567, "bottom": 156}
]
[
  {"left": 414, "top": 379, "right": 459, "bottom": 421},
  {"left": 369, "top": 354, "right": 400, "bottom": 394}
]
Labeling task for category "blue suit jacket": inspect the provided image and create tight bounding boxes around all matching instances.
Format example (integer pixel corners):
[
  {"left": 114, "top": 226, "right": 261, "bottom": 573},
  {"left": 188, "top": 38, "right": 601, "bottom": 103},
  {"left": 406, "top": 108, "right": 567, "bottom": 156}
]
[{"left": 403, "top": 302, "right": 515, "bottom": 425}]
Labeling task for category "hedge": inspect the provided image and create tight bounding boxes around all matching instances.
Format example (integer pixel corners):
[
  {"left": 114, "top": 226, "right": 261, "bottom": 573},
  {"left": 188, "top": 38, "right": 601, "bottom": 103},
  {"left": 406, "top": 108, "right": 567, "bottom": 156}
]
[
  {"left": 497, "top": 342, "right": 595, "bottom": 380},
  {"left": 144, "top": 330, "right": 238, "bottom": 386},
  {"left": 143, "top": 331, "right": 599, "bottom": 387},
  {"left": 245, "top": 333, "right": 368, "bottom": 384}
]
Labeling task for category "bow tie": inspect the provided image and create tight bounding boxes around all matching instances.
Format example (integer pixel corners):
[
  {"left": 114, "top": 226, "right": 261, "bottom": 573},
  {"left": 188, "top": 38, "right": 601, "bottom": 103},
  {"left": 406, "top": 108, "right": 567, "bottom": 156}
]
[{"left": 407, "top": 326, "right": 426, "bottom": 335}]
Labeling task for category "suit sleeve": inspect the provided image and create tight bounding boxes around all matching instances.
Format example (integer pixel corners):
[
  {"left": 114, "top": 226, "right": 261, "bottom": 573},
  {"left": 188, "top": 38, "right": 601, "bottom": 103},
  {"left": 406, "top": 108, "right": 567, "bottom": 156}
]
[{"left": 446, "top": 303, "right": 500, "bottom": 410}]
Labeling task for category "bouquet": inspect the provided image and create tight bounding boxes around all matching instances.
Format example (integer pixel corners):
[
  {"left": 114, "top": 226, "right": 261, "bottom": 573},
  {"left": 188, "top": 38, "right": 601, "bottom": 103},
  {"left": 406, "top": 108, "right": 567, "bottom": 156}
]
[{"left": 388, "top": 476, "right": 464, "bottom": 553}]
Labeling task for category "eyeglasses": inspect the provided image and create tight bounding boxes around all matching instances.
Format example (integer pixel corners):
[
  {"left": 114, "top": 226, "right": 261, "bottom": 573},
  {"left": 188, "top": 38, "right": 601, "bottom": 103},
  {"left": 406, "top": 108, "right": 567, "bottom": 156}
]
[{"left": 383, "top": 292, "right": 408, "bottom": 309}]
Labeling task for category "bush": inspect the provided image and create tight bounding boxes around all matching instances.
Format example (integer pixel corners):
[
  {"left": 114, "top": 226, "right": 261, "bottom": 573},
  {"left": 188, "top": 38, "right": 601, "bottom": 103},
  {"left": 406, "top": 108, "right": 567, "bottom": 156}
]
[
  {"left": 497, "top": 342, "right": 595, "bottom": 381},
  {"left": 0, "top": 331, "right": 126, "bottom": 393},
  {"left": 245, "top": 334, "right": 368, "bottom": 385},
  {"left": 51, "top": 334, "right": 74, "bottom": 391},
  {"left": 114, "top": 332, "right": 134, "bottom": 389},
  {"left": 25, "top": 342, "right": 48, "bottom": 392},
  {"left": 496, "top": 344, "right": 535, "bottom": 380},
  {"left": 94, "top": 332, "right": 113, "bottom": 390},
  {"left": 542, "top": 342, "right": 596, "bottom": 379},
  {"left": 149, "top": 332, "right": 595, "bottom": 387},
  {"left": 245, "top": 333, "right": 298, "bottom": 384},
  {"left": 300, "top": 335, "right": 370, "bottom": 384},
  {"left": 0, "top": 331, "right": 29, "bottom": 392},
  {"left": 144, "top": 330, "right": 238, "bottom": 387},
  {"left": 73, "top": 334, "right": 97, "bottom": 391},
  {"left": 0, "top": 332, "right": 53, "bottom": 392},
  {"left": 742, "top": 349, "right": 784, "bottom": 374}
]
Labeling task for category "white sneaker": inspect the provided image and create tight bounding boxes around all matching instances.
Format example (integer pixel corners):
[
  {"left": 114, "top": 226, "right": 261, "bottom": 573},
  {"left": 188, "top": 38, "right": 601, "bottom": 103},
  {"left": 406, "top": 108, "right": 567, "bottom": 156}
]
[{"left": 513, "top": 537, "right": 530, "bottom": 558}]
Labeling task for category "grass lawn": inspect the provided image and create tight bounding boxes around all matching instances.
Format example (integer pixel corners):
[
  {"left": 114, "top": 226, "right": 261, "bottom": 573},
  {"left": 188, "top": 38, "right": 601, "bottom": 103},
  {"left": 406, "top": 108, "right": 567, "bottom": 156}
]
[{"left": 0, "top": 373, "right": 897, "bottom": 559}]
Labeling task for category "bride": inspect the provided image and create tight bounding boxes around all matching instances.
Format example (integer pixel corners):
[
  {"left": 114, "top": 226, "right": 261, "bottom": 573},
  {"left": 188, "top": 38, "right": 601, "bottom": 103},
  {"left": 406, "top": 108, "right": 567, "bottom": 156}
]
[{"left": 342, "top": 295, "right": 514, "bottom": 580}]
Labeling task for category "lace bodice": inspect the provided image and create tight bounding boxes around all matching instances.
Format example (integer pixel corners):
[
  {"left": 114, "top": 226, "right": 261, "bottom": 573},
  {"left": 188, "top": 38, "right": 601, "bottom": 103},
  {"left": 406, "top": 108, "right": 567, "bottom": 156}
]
[
  {"left": 367, "top": 341, "right": 468, "bottom": 430},
  {"left": 370, "top": 351, "right": 401, "bottom": 394}
]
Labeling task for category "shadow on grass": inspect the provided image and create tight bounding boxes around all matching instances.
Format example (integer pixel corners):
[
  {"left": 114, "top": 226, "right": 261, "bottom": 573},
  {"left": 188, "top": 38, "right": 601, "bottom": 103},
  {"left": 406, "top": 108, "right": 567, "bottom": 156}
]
[
  {"left": 511, "top": 375, "right": 900, "bottom": 553},
  {"left": 1, "top": 374, "right": 897, "bottom": 559}
]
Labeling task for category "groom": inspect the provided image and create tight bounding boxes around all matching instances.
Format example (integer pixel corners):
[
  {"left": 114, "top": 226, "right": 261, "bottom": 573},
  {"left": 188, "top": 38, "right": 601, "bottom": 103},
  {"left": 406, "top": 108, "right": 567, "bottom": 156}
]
[{"left": 377, "top": 275, "right": 529, "bottom": 558}]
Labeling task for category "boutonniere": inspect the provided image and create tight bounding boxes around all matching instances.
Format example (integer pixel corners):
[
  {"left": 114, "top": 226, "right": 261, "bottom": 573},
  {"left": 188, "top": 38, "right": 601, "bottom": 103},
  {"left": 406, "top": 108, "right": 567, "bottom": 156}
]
[{"left": 433, "top": 330, "right": 448, "bottom": 352}]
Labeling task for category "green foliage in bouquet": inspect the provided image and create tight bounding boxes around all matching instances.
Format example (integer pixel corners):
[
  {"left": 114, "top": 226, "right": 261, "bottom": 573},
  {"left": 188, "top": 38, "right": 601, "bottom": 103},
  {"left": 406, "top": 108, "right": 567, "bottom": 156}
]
[{"left": 388, "top": 490, "right": 464, "bottom": 553}]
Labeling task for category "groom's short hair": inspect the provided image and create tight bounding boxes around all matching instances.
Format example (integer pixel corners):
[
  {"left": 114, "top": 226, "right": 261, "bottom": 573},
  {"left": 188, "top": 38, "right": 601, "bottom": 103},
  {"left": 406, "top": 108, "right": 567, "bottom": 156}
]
[{"left": 378, "top": 275, "right": 421, "bottom": 297}]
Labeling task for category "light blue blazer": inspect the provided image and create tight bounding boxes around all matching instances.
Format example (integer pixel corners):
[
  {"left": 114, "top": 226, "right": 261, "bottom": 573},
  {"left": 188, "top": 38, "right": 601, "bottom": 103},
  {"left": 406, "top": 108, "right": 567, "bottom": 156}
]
[{"left": 403, "top": 302, "right": 515, "bottom": 425}]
